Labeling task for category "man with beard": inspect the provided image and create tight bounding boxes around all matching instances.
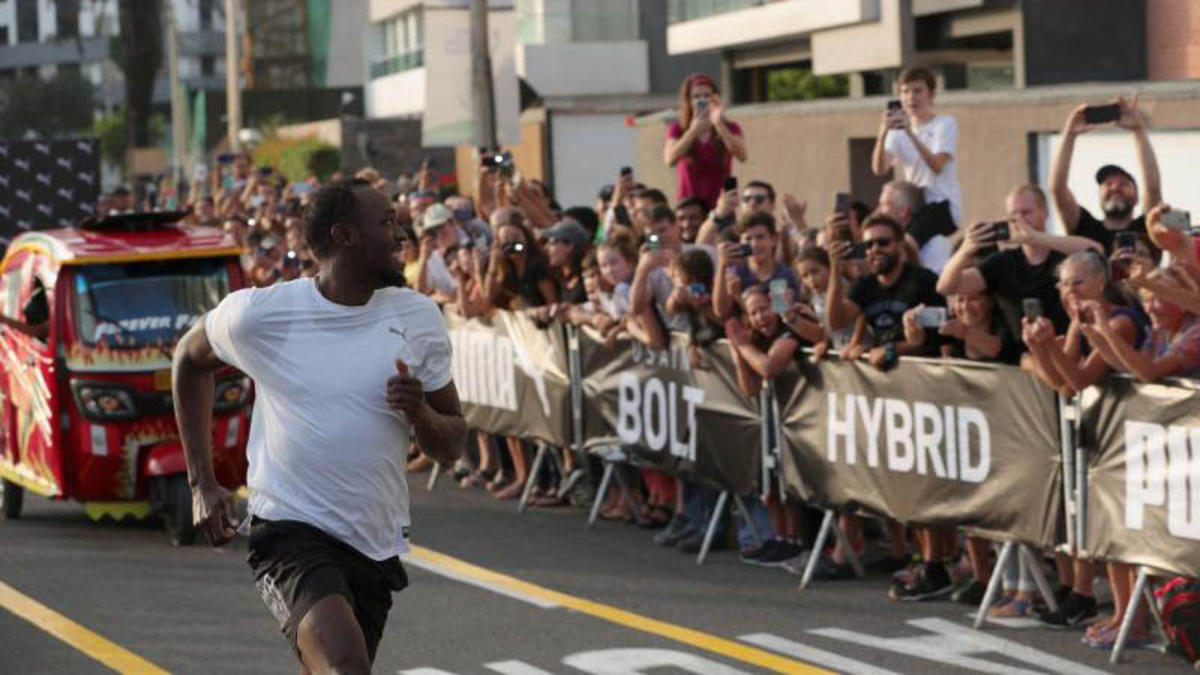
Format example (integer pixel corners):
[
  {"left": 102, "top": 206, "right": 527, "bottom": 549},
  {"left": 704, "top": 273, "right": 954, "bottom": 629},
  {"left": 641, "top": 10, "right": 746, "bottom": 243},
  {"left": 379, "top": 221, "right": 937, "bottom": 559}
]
[
  {"left": 173, "top": 179, "right": 467, "bottom": 672},
  {"left": 1049, "top": 96, "right": 1162, "bottom": 254},
  {"left": 825, "top": 214, "right": 945, "bottom": 367}
]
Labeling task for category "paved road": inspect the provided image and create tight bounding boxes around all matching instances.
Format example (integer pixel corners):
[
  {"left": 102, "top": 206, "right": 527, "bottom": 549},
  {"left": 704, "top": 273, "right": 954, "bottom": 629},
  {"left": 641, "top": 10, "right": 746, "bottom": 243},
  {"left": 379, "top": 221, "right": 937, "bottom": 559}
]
[{"left": 0, "top": 475, "right": 1188, "bottom": 674}]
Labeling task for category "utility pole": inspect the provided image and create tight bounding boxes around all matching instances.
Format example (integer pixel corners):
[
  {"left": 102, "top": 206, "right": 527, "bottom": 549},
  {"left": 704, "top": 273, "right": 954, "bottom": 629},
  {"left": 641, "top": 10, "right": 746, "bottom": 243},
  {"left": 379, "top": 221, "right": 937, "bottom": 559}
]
[
  {"left": 166, "top": 0, "right": 188, "bottom": 189},
  {"left": 224, "top": 0, "right": 243, "bottom": 152},
  {"left": 469, "top": 0, "right": 497, "bottom": 150}
]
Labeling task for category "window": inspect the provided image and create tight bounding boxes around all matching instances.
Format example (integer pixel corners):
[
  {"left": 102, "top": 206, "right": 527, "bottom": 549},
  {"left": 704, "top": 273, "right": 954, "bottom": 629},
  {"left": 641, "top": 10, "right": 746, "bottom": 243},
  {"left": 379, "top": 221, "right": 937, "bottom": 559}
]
[
  {"left": 57, "top": 0, "right": 80, "bottom": 39},
  {"left": 199, "top": 0, "right": 215, "bottom": 30},
  {"left": 201, "top": 55, "right": 215, "bottom": 76},
  {"left": 16, "top": 0, "right": 38, "bottom": 43},
  {"left": 371, "top": 8, "right": 425, "bottom": 79}
]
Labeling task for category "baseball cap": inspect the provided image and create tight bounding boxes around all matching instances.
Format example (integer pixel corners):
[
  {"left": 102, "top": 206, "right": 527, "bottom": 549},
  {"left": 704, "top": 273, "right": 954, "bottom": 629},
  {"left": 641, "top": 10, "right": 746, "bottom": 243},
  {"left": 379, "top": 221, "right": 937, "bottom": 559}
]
[
  {"left": 418, "top": 203, "right": 453, "bottom": 236},
  {"left": 1095, "top": 164, "right": 1136, "bottom": 186},
  {"left": 543, "top": 220, "right": 590, "bottom": 249}
]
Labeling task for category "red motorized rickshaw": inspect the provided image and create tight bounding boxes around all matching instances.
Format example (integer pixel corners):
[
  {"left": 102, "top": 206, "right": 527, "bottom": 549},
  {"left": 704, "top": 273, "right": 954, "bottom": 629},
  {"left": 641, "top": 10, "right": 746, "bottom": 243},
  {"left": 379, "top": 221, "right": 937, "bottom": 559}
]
[{"left": 0, "top": 212, "right": 250, "bottom": 544}]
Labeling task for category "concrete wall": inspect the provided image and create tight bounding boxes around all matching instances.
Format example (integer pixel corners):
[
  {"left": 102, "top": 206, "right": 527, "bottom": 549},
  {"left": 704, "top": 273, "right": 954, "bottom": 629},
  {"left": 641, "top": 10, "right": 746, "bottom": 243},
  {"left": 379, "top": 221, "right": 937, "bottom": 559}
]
[
  {"left": 1146, "top": 0, "right": 1200, "bottom": 80},
  {"left": 633, "top": 81, "right": 1200, "bottom": 226},
  {"left": 328, "top": 0, "right": 367, "bottom": 87},
  {"left": 639, "top": 0, "right": 721, "bottom": 95},
  {"left": 367, "top": 67, "right": 427, "bottom": 117}
]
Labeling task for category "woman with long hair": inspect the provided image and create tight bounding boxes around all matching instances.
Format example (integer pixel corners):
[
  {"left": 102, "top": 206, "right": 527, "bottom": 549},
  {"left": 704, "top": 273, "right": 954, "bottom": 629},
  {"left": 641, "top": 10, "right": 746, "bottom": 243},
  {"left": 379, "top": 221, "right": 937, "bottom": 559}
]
[{"left": 663, "top": 73, "right": 747, "bottom": 209}]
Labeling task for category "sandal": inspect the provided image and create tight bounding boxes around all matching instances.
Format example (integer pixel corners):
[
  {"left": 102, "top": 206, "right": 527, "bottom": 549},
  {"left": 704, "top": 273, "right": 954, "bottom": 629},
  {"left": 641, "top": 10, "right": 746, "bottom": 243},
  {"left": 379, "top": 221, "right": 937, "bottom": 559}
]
[
  {"left": 494, "top": 480, "right": 525, "bottom": 500},
  {"left": 1083, "top": 622, "right": 1153, "bottom": 650},
  {"left": 485, "top": 473, "right": 508, "bottom": 493},
  {"left": 988, "top": 598, "right": 1033, "bottom": 619}
]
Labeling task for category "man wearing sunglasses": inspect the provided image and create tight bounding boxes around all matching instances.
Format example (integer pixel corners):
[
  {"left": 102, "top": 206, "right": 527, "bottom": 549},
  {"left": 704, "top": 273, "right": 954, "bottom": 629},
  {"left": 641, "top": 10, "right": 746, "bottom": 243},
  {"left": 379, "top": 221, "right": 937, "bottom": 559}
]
[{"left": 825, "top": 214, "right": 945, "bottom": 370}]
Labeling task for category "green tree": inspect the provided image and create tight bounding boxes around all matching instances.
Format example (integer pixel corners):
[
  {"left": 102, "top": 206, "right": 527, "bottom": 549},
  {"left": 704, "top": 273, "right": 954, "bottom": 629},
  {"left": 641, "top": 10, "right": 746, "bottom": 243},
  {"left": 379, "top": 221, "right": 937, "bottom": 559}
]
[
  {"left": 0, "top": 71, "right": 97, "bottom": 138},
  {"left": 117, "top": 0, "right": 164, "bottom": 148},
  {"left": 766, "top": 68, "right": 848, "bottom": 102},
  {"left": 94, "top": 107, "right": 166, "bottom": 169}
]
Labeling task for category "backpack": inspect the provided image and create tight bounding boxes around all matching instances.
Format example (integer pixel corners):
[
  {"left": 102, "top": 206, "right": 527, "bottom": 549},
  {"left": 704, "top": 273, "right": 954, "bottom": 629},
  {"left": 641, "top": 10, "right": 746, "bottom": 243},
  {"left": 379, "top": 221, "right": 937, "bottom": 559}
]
[{"left": 1156, "top": 576, "right": 1200, "bottom": 666}]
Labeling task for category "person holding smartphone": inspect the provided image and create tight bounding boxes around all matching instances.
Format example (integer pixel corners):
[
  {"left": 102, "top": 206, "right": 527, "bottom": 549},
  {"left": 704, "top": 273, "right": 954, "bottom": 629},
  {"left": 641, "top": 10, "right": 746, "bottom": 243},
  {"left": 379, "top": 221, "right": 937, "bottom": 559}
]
[
  {"left": 870, "top": 67, "right": 963, "bottom": 226},
  {"left": 937, "top": 185, "right": 1103, "bottom": 340},
  {"left": 663, "top": 73, "right": 747, "bottom": 209},
  {"left": 713, "top": 212, "right": 800, "bottom": 320},
  {"left": 1048, "top": 96, "right": 1162, "bottom": 254}
]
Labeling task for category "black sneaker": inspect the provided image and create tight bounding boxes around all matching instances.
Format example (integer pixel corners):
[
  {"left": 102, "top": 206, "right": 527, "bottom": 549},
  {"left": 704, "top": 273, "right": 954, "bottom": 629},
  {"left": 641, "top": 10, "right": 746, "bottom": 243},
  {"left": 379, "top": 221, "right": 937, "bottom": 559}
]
[
  {"left": 895, "top": 563, "right": 955, "bottom": 602},
  {"left": 809, "top": 555, "right": 857, "bottom": 581},
  {"left": 739, "top": 541, "right": 773, "bottom": 565},
  {"left": 755, "top": 540, "right": 805, "bottom": 567},
  {"left": 952, "top": 579, "right": 988, "bottom": 605},
  {"left": 653, "top": 514, "right": 692, "bottom": 547},
  {"left": 1039, "top": 592, "right": 1097, "bottom": 629}
]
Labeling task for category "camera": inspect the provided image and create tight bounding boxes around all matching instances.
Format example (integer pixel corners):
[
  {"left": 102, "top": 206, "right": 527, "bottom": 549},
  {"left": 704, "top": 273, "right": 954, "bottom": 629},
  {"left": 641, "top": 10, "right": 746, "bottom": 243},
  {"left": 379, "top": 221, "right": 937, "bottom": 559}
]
[
  {"left": 1083, "top": 103, "right": 1120, "bottom": 125},
  {"left": 1161, "top": 209, "right": 1192, "bottom": 231},
  {"left": 1022, "top": 298, "right": 1044, "bottom": 321},
  {"left": 915, "top": 306, "right": 947, "bottom": 329},
  {"left": 501, "top": 241, "right": 526, "bottom": 255},
  {"left": 1114, "top": 231, "right": 1138, "bottom": 251}
]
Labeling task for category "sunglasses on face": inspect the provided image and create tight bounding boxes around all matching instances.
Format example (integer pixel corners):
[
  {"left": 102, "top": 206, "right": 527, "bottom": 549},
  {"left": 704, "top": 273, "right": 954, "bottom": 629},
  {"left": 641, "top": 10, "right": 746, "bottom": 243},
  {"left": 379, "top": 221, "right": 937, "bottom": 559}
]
[
  {"left": 742, "top": 194, "right": 768, "bottom": 205},
  {"left": 863, "top": 237, "right": 894, "bottom": 250}
]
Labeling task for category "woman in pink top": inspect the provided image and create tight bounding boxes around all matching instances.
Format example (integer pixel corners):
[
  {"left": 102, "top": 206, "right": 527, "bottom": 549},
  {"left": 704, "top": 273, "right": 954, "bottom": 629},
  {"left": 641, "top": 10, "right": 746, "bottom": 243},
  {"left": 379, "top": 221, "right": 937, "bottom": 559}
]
[{"left": 663, "top": 73, "right": 747, "bottom": 209}]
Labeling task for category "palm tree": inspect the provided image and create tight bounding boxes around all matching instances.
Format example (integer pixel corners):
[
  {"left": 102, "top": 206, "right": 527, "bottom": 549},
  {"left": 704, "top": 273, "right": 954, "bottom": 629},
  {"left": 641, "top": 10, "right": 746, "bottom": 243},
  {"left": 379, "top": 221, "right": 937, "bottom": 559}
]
[{"left": 118, "top": 0, "right": 164, "bottom": 149}]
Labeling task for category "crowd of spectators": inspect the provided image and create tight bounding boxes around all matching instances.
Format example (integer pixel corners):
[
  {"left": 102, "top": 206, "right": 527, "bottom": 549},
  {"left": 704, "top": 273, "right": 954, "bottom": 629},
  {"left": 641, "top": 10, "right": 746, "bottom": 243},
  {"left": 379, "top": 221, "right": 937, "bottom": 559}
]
[{"left": 122, "top": 66, "right": 1197, "bottom": 652}]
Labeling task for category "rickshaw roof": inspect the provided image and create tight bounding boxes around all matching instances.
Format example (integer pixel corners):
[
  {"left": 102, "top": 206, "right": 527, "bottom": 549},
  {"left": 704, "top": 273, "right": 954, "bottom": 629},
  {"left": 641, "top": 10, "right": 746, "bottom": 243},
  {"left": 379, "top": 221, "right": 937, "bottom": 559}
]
[{"left": 4, "top": 213, "right": 242, "bottom": 268}]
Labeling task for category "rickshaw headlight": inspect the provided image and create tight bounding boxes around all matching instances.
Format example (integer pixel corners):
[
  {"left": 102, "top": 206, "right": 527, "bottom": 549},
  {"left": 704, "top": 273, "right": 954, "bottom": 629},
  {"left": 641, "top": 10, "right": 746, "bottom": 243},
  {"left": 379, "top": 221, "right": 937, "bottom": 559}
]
[
  {"left": 71, "top": 382, "right": 138, "bottom": 421},
  {"left": 214, "top": 376, "right": 251, "bottom": 413}
]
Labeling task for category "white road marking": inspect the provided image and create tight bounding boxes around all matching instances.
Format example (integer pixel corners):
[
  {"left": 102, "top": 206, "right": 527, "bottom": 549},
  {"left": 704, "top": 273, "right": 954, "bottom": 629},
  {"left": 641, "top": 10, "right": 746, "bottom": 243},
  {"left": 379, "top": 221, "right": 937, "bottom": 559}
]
[
  {"left": 485, "top": 660, "right": 558, "bottom": 675},
  {"left": 401, "top": 555, "right": 561, "bottom": 609},
  {"left": 739, "top": 633, "right": 900, "bottom": 675},
  {"left": 562, "top": 648, "right": 754, "bottom": 675},
  {"left": 808, "top": 616, "right": 1109, "bottom": 675}
]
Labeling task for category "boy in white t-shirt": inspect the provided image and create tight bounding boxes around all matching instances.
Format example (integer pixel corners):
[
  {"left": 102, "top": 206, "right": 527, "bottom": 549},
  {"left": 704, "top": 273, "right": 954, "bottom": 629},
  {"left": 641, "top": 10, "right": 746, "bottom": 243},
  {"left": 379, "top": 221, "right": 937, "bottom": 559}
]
[
  {"left": 173, "top": 180, "right": 467, "bottom": 671},
  {"left": 871, "top": 66, "right": 963, "bottom": 227}
]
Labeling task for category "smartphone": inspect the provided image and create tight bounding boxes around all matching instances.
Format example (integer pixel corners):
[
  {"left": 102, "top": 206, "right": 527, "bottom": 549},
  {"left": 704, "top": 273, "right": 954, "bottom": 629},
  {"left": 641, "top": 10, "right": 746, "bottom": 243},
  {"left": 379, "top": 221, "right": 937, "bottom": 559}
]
[
  {"left": 217, "top": 152, "right": 236, "bottom": 165},
  {"left": 1161, "top": 209, "right": 1191, "bottom": 231},
  {"left": 887, "top": 99, "right": 902, "bottom": 112},
  {"left": 916, "top": 306, "right": 947, "bottom": 329},
  {"left": 834, "top": 222, "right": 852, "bottom": 242},
  {"left": 646, "top": 233, "right": 662, "bottom": 251},
  {"left": 1083, "top": 103, "right": 1121, "bottom": 125},
  {"left": 291, "top": 182, "right": 313, "bottom": 196},
  {"left": 688, "top": 282, "right": 708, "bottom": 298},
  {"left": 988, "top": 220, "right": 1010, "bottom": 243},
  {"left": 844, "top": 242, "right": 866, "bottom": 260},
  {"left": 732, "top": 243, "right": 753, "bottom": 258},
  {"left": 695, "top": 98, "right": 710, "bottom": 116},
  {"left": 1114, "top": 231, "right": 1138, "bottom": 250},
  {"left": 620, "top": 166, "right": 632, "bottom": 177},
  {"left": 769, "top": 279, "right": 790, "bottom": 314},
  {"left": 258, "top": 166, "right": 273, "bottom": 177},
  {"left": 723, "top": 176, "right": 738, "bottom": 193},
  {"left": 1022, "top": 297, "right": 1044, "bottom": 321},
  {"left": 834, "top": 191, "right": 852, "bottom": 217},
  {"left": 501, "top": 241, "right": 526, "bottom": 254}
]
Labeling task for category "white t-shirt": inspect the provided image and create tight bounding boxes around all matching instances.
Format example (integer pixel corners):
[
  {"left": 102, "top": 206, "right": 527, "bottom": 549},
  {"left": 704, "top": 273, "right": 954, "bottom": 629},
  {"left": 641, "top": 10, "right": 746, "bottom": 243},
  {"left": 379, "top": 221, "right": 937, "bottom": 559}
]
[
  {"left": 205, "top": 278, "right": 453, "bottom": 560},
  {"left": 884, "top": 114, "right": 963, "bottom": 225},
  {"left": 918, "top": 234, "right": 954, "bottom": 274},
  {"left": 425, "top": 251, "right": 458, "bottom": 296}
]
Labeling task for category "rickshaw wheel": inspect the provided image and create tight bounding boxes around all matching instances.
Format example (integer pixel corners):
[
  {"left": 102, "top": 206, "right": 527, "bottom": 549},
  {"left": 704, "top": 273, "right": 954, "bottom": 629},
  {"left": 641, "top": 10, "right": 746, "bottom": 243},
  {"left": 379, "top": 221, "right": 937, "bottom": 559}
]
[
  {"left": 1, "top": 479, "right": 22, "bottom": 519},
  {"left": 157, "top": 474, "right": 196, "bottom": 546}
]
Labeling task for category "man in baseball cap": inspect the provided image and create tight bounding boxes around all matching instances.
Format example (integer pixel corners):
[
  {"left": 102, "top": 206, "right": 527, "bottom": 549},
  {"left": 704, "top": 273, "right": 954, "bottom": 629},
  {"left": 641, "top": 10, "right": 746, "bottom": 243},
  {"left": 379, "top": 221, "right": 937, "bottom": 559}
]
[
  {"left": 415, "top": 203, "right": 459, "bottom": 300},
  {"left": 1048, "top": 96, "right": 1162, "bottom": 253}
]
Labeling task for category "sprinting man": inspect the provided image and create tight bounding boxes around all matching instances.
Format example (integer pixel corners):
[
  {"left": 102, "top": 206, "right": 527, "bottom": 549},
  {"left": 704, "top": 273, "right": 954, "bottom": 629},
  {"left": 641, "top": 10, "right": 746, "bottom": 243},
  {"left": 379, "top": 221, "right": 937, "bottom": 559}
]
[{"left": 173, "top": 179, "right": 466, "bottom": 673}]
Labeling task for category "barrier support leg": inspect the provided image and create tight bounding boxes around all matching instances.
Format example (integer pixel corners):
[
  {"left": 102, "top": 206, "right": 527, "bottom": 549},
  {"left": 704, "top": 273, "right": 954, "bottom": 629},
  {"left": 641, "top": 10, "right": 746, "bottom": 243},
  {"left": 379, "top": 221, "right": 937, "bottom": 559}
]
[
  {"left": 1018, "top": 545, "right": 1058, "bottom": 613},
  {"left": 426, "top": 462, "right": 440, "bottom": 491},
  {"left": 697, "top": 490, "right": 729, "bottom": 566},
  {"left": 1111, "top": 568, "right": 1151, "bottom": 664},
  {"left": 588, "top": 461, "right": 616, "bottom": 528},
  {"left": 832, "top": 520, "right": 865, "bottom": 579},
  {"left": 800, "top": 510, "right": 836, "bottom": 590},
  {"left": 974, "top": 541, "right": 1016, "bottom": 629},
  {"left": 1143, "top": 573, "right": 1165, "bottom": 637},
  {"left": 518, "top": 443, "right": 549, "bottom": 514},
  {"left": 730, "top": 494, "right": 762, "bottom": 548}
]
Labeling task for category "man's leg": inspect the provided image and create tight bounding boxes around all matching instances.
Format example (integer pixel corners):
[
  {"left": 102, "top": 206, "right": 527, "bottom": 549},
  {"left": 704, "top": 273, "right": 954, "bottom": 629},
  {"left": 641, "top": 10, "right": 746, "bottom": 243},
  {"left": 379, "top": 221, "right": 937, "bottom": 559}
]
[{"left": 296, "top": 595, "right": 371, "bottom": 675}]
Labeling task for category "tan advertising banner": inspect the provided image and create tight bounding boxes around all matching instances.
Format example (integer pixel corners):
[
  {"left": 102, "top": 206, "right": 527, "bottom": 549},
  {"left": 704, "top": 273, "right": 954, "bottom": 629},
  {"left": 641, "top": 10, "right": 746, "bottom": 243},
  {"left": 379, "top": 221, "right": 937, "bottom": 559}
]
[
  {"left": 577, "top": 329, "right": 762, "bottom": 495},
  {"left": 776, "top": 358, "right": 1064, "bottom": 548},
  {"left": 444, "top": 309, "right": 572, "bottom": 448},
  {"left": 1079, "top": 376, "right": 1200, "bottom": 578}
]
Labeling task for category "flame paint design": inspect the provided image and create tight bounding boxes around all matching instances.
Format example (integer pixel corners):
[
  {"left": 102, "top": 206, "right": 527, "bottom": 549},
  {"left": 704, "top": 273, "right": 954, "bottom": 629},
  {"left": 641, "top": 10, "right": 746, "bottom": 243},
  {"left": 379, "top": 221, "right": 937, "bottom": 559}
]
[
  {"left": 65, "top": 342, "right": 172, "bottom": 373},
  {"left": 114, "top": 418, "right": 180, "bottom": 499}
]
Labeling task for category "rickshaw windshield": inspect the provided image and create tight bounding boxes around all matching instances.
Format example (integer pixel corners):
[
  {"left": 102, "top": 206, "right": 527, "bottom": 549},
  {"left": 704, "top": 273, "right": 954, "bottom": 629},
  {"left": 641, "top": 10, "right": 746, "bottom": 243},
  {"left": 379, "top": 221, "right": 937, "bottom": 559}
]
[{"left": 72, "top": 258, "right": 232, "bottom": 349}]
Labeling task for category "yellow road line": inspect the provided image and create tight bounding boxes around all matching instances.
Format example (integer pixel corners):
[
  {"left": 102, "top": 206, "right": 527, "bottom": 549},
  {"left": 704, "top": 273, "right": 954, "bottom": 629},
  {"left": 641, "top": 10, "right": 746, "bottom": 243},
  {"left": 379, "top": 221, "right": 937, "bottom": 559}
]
[
  {"left": 409, "top": 546, "right": 833, "bottom": 675},
  {"left": 0, "top": 580, "right": 168, "bottom": 674}
]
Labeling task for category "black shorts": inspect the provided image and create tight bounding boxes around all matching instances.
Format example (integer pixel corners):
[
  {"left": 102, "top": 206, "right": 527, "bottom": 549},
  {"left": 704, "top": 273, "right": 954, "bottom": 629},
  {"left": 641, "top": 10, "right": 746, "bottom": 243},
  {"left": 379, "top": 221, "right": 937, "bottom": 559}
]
[{"left": 246, "top": 517, "right": 408, "bottom": 663}]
